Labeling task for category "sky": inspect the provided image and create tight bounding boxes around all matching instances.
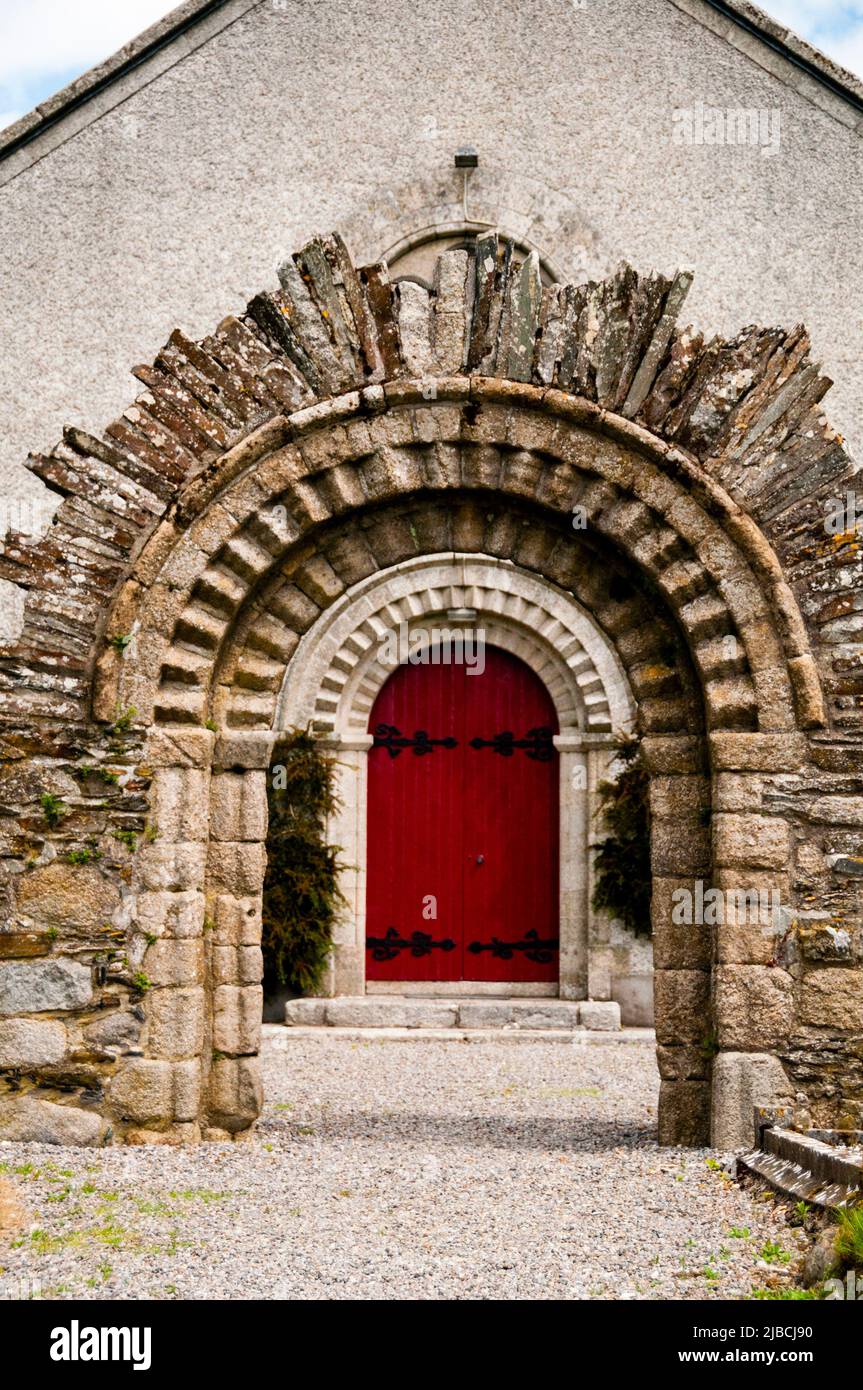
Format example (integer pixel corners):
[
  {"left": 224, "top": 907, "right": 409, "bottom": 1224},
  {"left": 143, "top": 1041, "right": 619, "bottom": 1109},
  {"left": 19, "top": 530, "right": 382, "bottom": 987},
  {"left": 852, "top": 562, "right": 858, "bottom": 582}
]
[{"left": 0, "top": 0, "right": 862, "bottom": 134}]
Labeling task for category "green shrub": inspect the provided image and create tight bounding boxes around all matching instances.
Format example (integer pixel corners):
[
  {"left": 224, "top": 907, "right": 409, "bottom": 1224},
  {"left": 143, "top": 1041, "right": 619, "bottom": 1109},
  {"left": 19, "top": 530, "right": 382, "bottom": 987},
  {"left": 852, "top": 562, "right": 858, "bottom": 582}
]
[
  {"left": 40, "top": 792, "right": 68, "bottom": 828},
  {"left": 262, "top": 730, "right": 345, "bottom": 996},
  {"left": 591, "top": 735, "right": 651, "bottom": 936}
]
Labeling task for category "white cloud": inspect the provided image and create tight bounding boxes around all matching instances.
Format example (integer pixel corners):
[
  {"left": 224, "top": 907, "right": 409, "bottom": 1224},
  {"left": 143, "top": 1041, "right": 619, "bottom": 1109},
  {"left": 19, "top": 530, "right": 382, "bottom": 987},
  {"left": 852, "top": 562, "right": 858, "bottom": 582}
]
[
  {"left": 0, "top": 0, "right": 179, "bottom": 88},
  {"left": 760, "top": 0, "right": 863, "bottom": 79}
]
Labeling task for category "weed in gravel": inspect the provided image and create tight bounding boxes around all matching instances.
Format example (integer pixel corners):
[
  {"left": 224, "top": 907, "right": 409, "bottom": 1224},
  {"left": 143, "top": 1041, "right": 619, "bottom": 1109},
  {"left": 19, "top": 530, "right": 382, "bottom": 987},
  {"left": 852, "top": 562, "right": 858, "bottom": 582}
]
[
  {"left": 759, "top": 1240, "right": 791, "bottom": 1265},
  {"left": 168, "top": 1189, "right": 232, "bottom": 1204}
]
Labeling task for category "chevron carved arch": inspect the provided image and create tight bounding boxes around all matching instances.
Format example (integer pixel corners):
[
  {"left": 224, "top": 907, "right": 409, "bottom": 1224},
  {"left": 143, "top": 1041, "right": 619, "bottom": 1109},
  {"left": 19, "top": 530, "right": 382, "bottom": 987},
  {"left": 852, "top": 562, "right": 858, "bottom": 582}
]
[
  {"left": 1, "top": 230, "right": 850, "bottom": 738},
  {"left": 99, "top": 386, "right": 823, "bottom": 740}
]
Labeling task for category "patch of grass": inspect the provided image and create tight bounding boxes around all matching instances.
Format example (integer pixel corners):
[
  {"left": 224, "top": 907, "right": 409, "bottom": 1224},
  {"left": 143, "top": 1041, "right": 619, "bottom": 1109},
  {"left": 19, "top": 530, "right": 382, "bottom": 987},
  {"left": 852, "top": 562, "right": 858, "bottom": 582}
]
[
  {"left": 168, "top": 1189, "right": 232, "bottom": 1204},
  {"left": 130, "top": 972, "right": 151, "bottom": 994},
  {"left": 759, "top": 1240, "right": 792, "bottom": 1265},
  {"left": 110, "top": 704, "right": 137, "bottom": 734},
  {"left": 112, "top": 829, "right": 137, "bottom": 852},
  {"left": 66, "top": 848, "right": 101, "bottom": 865},
  {"left": 74, "top": 765, "right": 120, "bottom": 786},
  {"left": 729, "top": 1226, "right": 751, "bottom": 1239},
  {"left": 135, "top": 1199, "right": 175, "bottom": 1218},
  {"left": 835, "top": 1205, "right": 863, "bottom": 1269},
  {"left": 108, "top": 634, "right": 133, "bottom": 653}
]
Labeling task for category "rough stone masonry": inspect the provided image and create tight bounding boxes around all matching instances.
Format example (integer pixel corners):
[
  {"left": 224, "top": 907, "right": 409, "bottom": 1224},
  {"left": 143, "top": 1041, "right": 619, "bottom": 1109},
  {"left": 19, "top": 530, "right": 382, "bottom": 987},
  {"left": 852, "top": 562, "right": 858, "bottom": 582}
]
[{"left": 0, "top": 232, "right": 860, "bottom": 1147}]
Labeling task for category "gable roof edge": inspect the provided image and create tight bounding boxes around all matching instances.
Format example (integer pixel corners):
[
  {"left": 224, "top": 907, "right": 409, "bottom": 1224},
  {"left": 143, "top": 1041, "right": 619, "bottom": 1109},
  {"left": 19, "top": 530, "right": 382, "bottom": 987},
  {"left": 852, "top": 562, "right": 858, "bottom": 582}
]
[
  {"left": 672, "top": 0, "right": 863, "bottom": 126},
  {"left": 1, "top": 0, "right": 862, "bottom": 184},
  {"left": 0, "top": 0, "right": 252, "bottom": 184}
]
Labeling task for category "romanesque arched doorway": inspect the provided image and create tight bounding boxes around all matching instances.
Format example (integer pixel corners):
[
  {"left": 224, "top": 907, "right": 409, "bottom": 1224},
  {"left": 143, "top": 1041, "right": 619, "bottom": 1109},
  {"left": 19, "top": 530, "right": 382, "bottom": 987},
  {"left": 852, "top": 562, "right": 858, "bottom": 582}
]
[
  {"left": 275, "top": 552, "right": 635, "bottom": 1001},
  {"left": 2, "top": 230, "right": 857, "bottom": 1156},
  {"left": 366, "top": 645, "right": 560, "bottom": 986}
]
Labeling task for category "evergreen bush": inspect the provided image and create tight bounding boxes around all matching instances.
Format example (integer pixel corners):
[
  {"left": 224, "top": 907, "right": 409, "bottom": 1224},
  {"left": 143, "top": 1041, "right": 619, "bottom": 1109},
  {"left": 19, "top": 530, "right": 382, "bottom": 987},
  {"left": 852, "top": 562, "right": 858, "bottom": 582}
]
[
  {"left": 591, "top": 735, "right": 652, "bottom": 937},
  {"left": 262, "top": 729, "right": 345, "bottom": 995}
]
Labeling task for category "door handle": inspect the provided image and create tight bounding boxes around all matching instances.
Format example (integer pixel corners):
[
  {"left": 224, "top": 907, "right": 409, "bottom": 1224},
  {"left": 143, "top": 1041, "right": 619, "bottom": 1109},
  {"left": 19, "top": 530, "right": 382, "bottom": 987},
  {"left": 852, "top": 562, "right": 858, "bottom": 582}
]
[{"left": 475, "top": 854, "right": 485, "bottom": 865}]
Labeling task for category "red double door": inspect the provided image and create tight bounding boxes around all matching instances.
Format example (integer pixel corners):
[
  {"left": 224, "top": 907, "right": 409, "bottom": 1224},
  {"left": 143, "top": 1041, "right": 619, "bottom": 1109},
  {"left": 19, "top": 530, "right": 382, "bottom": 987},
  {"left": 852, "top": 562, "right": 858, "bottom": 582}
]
[{"left": 366, "top": 645, "right": 559, "bottom": 983}]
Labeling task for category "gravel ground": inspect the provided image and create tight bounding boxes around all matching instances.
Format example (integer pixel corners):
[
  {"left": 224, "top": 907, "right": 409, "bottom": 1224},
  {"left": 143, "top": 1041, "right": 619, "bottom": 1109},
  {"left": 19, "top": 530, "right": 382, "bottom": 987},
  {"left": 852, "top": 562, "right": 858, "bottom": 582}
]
[{"left": 0, "top": 1032, "right": 803, "bottom": 1301}]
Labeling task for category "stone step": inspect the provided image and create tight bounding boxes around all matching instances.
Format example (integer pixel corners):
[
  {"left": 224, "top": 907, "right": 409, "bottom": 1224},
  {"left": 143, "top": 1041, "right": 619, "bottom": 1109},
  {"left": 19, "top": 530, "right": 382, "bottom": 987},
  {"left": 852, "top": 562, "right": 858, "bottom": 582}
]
[{"left": 284, "top": 995, "right": 620, "bottom": 1032}]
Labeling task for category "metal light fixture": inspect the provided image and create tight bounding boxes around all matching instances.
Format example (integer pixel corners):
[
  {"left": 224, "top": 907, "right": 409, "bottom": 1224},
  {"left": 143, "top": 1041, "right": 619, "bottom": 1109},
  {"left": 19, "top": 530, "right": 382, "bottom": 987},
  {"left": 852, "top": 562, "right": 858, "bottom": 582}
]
[{"left": 454, "top": 147, "right": 479, "bottom": 220}]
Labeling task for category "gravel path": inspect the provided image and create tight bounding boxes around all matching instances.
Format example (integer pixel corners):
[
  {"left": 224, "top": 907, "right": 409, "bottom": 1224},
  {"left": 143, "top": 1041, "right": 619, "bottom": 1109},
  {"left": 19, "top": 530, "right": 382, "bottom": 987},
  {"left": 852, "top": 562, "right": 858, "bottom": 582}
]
[{"left": 0, "top": 1032, "right": 802, "bottom": 1300}]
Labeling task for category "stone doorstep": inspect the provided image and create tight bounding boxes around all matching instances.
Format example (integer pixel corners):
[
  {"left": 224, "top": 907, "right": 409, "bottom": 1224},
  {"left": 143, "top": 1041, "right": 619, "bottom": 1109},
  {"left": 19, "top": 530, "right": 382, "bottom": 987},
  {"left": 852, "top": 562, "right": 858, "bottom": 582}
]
[
  {"left": 283, "top": 995, "right": 621, "bottom": 1032},
  {"left": 263, "top": 1023, "right": 653, "bottom": 1046}
]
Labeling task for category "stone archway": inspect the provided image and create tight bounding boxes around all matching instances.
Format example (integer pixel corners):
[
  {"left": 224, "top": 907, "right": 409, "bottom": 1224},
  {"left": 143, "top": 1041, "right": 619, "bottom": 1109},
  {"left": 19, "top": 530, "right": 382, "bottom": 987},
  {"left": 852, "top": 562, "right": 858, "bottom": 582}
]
[
  {"left": 274, "top": 551, "right": 635, "bottom": 1000},
  {"left": 1, "top": 231, "right": 859, "bottom": 1153}
]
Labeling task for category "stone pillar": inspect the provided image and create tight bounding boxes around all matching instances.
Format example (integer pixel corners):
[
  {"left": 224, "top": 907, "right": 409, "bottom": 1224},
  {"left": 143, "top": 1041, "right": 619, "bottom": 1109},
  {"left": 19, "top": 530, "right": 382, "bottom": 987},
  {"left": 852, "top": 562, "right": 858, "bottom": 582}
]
[
  {"left": 202, "top": 741, "right": 269, "bottom": 1138},
  {"left": 554, "top": 731, "right": 621, "bottom": 1001},
  {"left": 709, "top": 732, "right": 797, "bottom": 1148},
  {"left": 643, "top": 734, "right": 712, "bottom": 1146},
  {"left": 584, "top": 737, "right": 623, "bottom": 1001},
  {"left": 323, "top": 735, "right": 373, "bottom": 996},
  {"left": 112, "top": 729, "right": 213, "bottom": 1143},
  {"left": 554, "top": 733, "right": 590, "bottom": 999}
]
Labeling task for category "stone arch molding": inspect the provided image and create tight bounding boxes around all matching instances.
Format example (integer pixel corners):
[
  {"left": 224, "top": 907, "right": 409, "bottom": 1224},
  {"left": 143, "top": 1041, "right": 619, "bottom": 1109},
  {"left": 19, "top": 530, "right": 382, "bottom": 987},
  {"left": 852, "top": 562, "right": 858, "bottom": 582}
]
[
  {"left": 277, "top": 553, "right": 635, "bottom": 737},
  {"left": 0, "top": 225, "right": 860, "bottom": 1154},
  {"left": 274, "top": 552, "right": 635, "bottom": 1000}
]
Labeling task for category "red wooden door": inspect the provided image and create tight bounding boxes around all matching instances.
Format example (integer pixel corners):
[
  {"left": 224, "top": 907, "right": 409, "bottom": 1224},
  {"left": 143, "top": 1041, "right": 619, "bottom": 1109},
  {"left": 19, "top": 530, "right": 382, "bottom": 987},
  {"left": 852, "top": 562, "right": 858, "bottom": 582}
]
[{"left": 366, "top": 645, "right": 559, "bottom": 983}]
